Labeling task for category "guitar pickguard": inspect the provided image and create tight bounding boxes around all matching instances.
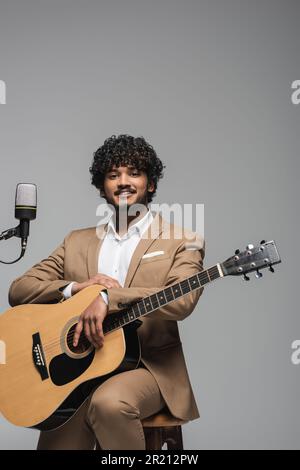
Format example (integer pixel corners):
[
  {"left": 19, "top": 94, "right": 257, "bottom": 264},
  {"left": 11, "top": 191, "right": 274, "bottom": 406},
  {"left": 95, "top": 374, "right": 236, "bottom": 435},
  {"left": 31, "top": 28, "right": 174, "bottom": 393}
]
[
  {"left": 34, "top": 322, "right": 141, "bottom": 431},
  {"left": 49, "top": 350, "right": 95, "bottom": 386}
]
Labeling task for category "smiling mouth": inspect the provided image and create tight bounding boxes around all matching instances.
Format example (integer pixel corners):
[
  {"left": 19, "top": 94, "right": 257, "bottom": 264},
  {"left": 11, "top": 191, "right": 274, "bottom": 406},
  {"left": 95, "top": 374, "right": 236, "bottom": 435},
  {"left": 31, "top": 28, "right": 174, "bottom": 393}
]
[{"left": 117, "top": 191, "right": 135, "bottom": 197}]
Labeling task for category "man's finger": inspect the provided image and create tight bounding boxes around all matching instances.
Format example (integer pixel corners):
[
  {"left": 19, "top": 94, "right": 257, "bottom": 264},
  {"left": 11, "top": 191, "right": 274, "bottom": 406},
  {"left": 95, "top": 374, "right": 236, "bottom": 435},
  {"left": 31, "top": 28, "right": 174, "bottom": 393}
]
[
  {"left": 95, "top": 318, "right": 104, "bottom": 347},
  {"left": 96, "top": 274, "right": 121, "bottom": 287},
  {"left": 100, "top": 281, "right": 114, "bottom": 288},
  {"left": 84, "top": 320, "right": 96, "bottom": 348},
  {"left": 89, "top": 319, "right": 101, "bottom": 348},
  {"left": 73, "top": 320, "right": 83, "bottom": 347},
  {"left": 92, "top": 278, "right": 113, "bottom": 288}
]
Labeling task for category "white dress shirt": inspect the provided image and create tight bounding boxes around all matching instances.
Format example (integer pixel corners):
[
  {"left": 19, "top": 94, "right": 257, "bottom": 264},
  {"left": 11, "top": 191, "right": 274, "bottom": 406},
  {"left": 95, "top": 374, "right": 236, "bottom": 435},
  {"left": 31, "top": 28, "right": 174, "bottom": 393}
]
[{"left": 63, "top": 209, "right": 154, "bottom": 302}]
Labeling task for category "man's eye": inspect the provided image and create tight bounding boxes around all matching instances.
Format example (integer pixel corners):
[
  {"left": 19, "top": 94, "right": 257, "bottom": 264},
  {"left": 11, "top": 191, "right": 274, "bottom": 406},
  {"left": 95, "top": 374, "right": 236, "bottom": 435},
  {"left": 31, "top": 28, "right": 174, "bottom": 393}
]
[{"left": 131, "top": 172, "right": 139, "bottom": 176}]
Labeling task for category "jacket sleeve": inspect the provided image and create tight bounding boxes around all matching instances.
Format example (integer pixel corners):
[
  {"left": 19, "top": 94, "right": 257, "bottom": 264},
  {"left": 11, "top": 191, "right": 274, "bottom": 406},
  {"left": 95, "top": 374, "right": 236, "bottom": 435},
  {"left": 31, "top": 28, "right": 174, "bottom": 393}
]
[
  {"left": 107, "top": 236, "right": 205, "bottom": 321},
  {"left": 8, "top": 233, "right": 73, "bottom": 306}
]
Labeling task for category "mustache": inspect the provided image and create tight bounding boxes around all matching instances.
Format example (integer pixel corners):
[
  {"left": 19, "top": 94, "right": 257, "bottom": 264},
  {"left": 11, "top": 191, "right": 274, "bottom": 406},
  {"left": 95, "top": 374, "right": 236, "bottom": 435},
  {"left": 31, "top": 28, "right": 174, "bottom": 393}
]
[{"left": 115, "top": 189, "right": 136, "bottom": 195}]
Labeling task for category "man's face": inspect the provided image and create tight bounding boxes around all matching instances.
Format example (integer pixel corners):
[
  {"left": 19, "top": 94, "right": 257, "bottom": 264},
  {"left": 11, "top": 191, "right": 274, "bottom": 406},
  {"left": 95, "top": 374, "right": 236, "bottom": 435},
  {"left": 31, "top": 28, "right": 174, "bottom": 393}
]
[{"left": 101, "top": 165, "right": 154, "bottom": 209}]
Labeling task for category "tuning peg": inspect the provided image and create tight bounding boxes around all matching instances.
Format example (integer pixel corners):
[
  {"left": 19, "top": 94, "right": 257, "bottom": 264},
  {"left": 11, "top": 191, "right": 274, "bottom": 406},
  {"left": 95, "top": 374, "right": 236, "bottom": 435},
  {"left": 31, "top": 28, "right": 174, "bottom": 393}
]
[
  {"left": 269, "top": 265, "right": 275, "bottom": 273},
  {"left": 260, "top": 240, "right": 266, "bottom": 245},
  {"left": 235, "top": 249, "right": 240, "bottom": 255},
  {"left": 255, "top": 269, "right": 263, "bottom": 279},
  {"left": 243, "top": 274, "right": 250, "bottom": 281},
  {"left": 246, "top": 244, "right": 254, "bottom": 250}
]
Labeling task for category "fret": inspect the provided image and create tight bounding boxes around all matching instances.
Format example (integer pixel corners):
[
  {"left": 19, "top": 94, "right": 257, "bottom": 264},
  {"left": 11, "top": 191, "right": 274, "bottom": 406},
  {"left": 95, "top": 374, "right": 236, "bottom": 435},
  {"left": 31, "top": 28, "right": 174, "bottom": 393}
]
[
  {"left": 150, "top": 293, "right": 159, "bottom": 310},
  {"left": 148, "top": 296, "right": 154, "bottom": 310},
  {"left": 144, "top": 297, "right": 153, "bottom": 313},
  {"left": 198, "top": 270, "right": 210, "bottom": 285},
  {"left": 180, "top": 279, "right": 190, "bottom": 295},
  {"left": 157, "top": 290, "right": 167, "bottom": 305},
  {"left": 137, "top": 302, "right": 142, "bottom": 317},
  {"left": 137, "top": 300, "right": 146, "bottom": 315},
  {"left": 123, "top": 312, "right": 130, "bottom": 323},
  {"left": 127, "top": 307, "right": 136, "bottom": 321},
  {"left": 164, "top": 286, "right": 175, "bottom": 302},
  {"left": 189, "top": 275, "right": 200, "bottom": 289},
  {"left": 178, "top": 283, "right": 184, "bottom": 295},
  {"left": 171, "top": 284, "right": 182, "bottom": 299},
  {"left": 208, "top": 265, "right": 220, "bottom": 281},
  {"left": 132, "top": 303, "right": 140, "bottom": 318}
]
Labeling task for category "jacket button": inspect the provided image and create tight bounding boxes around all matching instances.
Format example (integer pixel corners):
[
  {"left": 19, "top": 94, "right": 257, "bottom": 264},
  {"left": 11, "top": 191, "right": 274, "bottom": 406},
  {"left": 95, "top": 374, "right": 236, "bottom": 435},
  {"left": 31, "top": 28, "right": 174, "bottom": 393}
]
[{"left": 118, "top": 302, "right": 129, "bottom": 308}]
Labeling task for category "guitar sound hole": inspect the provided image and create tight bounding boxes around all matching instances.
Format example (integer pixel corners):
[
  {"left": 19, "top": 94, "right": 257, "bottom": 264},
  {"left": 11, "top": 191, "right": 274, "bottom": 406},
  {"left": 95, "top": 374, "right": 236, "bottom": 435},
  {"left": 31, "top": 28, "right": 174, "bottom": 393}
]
[{"left": 67, "top": 324, "right": 93, "bottom": 355}]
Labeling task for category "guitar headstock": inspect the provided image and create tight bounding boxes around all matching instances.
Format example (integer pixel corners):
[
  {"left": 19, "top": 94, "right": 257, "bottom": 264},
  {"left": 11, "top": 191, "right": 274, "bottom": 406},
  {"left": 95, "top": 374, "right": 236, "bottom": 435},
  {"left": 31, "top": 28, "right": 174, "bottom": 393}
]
[{"left": 221, "top": 240, "right": 281, "bottom": 280}]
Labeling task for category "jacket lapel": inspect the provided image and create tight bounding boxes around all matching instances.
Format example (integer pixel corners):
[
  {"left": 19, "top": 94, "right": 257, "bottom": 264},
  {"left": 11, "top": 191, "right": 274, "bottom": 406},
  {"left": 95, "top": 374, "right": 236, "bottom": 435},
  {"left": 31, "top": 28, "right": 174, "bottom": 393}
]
[
  {"left": 124, "top": 212, "right": 164, "bottom": 287},
  {"left": 86, "top": 212, "right": 165, "bottom": 285},
  {"left": 86, "top": 224, "right": 107, "bottom": 278}
]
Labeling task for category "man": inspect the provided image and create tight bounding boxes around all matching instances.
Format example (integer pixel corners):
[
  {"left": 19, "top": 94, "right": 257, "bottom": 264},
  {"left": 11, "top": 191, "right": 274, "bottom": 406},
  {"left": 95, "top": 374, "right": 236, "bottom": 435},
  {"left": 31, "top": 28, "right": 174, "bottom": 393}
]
[{"left": 9, "top": 134, "right": 205, "bottom": 450}]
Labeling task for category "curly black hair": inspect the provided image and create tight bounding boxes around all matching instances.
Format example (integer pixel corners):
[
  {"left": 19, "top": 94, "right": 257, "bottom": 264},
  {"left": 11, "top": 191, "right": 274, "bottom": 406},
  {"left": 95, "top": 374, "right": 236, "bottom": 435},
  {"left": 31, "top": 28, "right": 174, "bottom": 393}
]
[{"left": 89, "top": 134, "right": 165, "bottom": 203}]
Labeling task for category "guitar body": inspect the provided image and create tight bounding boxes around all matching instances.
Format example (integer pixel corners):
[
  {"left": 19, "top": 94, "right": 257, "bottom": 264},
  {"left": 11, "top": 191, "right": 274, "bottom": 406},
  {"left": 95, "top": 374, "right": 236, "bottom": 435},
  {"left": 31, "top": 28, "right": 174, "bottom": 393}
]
[
  {"left": 0, "top": 286, "right": 141, "bottom": 430},
  {"left": 0, "top": 240, "right": 281, "bottom": 432}
]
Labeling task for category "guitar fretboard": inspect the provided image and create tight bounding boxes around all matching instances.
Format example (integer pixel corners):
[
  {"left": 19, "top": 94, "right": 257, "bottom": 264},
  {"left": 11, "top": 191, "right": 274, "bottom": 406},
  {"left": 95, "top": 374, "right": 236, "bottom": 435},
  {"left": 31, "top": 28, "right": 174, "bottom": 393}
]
[{"left": 103, "top": 264, "right": 222, "bottom": 334}]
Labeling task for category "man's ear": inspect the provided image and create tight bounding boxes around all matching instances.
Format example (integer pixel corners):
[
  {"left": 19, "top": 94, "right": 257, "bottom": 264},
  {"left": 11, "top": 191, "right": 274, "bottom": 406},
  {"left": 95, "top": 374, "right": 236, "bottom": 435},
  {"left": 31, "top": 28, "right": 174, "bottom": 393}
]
[{"left": 148, "top": 181, "right": 155, "bottom": 193}]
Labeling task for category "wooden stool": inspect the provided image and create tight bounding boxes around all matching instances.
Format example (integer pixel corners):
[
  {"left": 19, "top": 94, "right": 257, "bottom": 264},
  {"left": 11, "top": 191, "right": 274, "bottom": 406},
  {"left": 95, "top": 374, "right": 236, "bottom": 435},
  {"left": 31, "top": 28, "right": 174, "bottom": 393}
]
[
  {"left": 142, "top": 408, "right": 187, "bottom": 450},
  {"left": 95, "top": 408, "right": 187, "bottom": 450}
]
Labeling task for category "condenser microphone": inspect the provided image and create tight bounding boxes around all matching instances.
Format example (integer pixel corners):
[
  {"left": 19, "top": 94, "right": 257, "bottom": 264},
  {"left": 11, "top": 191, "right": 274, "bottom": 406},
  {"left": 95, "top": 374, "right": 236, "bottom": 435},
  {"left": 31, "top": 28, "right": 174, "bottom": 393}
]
[
  {"left": 15, "top": 183, "right": 37, "bottom": 248},
  {"left": 0, "top": 183, "right": 37, "bottom": 263}
]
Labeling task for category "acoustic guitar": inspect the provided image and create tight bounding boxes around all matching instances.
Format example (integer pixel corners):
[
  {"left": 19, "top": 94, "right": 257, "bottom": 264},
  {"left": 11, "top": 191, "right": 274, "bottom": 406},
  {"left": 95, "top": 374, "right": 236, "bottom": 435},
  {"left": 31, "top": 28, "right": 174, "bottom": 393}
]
[{"left": 0, "top": 240, "right": 281, "bottom": 431}]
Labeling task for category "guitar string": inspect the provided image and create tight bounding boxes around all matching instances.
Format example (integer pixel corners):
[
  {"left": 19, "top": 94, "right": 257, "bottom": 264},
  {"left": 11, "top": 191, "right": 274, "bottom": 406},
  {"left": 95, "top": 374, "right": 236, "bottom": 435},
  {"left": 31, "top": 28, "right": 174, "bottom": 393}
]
[
  {"left": 4, "top": 268, "right": 221, "bottom": 363},
  {"left": 40, "top": 272, "right": 214, "bottom": 353},
  {"left": 4, "top": 275, "right": 222, "bottom": 363},
  {"left": 4, "top": 293, "right": 182, "bottom": 362},
  {"left": 28, "top": 290, "right": 191, "bottom": 356},
  {"left": 42, "top": 294, "right": 194, "bottom": 354},
  {"left": 5, "top": 258, "right": 270, "bottom": 360}
]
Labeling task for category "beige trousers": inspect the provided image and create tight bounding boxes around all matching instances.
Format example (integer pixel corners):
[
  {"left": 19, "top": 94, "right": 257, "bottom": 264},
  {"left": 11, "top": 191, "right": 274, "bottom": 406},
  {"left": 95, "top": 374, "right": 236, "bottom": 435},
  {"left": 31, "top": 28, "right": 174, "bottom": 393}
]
[{"left": 37, "top": 367, "right": 165, "bottom": 450}]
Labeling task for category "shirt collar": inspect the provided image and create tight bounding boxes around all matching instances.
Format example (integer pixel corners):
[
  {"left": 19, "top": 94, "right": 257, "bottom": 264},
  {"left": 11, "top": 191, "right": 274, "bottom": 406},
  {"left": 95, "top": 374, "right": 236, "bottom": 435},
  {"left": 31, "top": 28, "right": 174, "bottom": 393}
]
[{"left": 107, "top": 209, "right": 154, "bottom": 240}]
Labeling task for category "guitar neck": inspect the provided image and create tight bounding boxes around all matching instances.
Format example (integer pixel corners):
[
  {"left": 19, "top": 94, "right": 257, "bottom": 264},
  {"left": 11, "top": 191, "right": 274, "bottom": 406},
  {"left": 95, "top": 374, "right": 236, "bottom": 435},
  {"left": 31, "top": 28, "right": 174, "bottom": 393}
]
[{"left": 103, "top": 263, "right": 224, "bottom": 334}]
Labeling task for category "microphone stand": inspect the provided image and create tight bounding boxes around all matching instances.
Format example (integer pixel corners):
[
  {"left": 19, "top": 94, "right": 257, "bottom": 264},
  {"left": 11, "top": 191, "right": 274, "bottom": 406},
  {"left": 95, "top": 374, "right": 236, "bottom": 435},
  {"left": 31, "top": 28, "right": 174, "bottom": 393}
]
[{"left": 0, "top": 225, "right": 27, "bottom": 264}]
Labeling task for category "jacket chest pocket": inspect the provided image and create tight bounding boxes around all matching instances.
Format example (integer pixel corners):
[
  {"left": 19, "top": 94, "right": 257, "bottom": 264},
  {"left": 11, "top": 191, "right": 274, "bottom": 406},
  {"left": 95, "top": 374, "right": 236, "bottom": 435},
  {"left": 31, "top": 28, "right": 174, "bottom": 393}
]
[
  {"left": 133, "top": 253, "right": 172, "bottom": 287},
  {"left": 139, "top": 252, "right": 171, "bottom": 265}
]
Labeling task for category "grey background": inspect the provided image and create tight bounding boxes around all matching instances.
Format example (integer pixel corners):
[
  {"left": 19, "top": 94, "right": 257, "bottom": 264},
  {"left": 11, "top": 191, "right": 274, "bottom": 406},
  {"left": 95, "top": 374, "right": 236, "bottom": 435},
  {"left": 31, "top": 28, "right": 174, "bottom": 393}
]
[{"left": 0, "top": 0, "right": 299, "bottom": 450}]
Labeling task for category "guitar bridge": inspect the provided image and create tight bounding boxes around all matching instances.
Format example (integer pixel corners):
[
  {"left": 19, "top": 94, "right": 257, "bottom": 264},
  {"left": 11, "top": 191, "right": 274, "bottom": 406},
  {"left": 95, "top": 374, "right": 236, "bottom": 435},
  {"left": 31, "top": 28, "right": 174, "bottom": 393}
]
[{"left": 32, "top": 332, "right": 49, "bottom": 381}]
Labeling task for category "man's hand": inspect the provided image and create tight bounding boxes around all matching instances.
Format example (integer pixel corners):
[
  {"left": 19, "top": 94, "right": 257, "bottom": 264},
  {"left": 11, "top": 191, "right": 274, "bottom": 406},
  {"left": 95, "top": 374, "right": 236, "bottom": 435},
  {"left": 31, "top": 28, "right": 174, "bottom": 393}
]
[
  {"left": 73, "top": 294, "right": 108, "bottom": 349},
  {"left": 71, "top": 273, "right": 121, "bottom": 295}
]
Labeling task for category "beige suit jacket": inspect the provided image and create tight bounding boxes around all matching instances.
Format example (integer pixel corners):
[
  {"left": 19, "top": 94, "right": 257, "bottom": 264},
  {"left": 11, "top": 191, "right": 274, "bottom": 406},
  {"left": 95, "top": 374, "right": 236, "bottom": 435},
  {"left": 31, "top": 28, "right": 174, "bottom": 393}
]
[{"left": 9, "top": 212, "right": 205, "bottom": 421}]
